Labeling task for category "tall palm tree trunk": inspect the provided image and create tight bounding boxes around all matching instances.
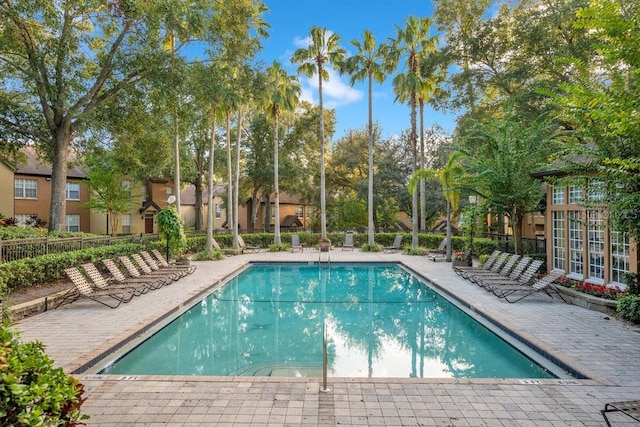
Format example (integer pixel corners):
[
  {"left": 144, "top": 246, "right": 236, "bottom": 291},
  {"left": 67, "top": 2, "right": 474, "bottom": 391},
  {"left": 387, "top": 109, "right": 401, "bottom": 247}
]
[
  {"left": 273, "top": 113, "right": 281, "bottom": 244},
  {"left": 206, "top": 112, "right": 215, "bottom": 254},
  {"left": 319, "top": 71, "right": 327, "bottom": 239},
  {"left": 419, "top": 101, "right": 426, "bottom": 231},
  {"left": 226, "top": 112, "right": 235, "bottom": 248},
  {"left": 367, "top": 72, "right": 375, "bottom": 245}
]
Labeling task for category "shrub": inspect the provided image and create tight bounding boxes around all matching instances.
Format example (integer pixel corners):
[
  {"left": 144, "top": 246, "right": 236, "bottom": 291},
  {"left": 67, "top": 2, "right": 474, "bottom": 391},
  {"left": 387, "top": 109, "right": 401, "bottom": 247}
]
[
  {"left": 0, "top": 243, "right": 144, "bottom": 291},
  {"left": 623, "top": 272, "right": 640, "bottom": 295},
  {"left": 193, "top": 250, "right": 223, "bottom": 261},
  {"left": 361, "top": 243, "right": 381, "bottom": 252},
  {"left": 0, "top": 326, "right": 88, "bottom": 425},
  {"left": 404, "top": 246, "right": 428, "bottom": 256},
  {"left": 617, "top": 295, "right": 640, "bottom": 324}
]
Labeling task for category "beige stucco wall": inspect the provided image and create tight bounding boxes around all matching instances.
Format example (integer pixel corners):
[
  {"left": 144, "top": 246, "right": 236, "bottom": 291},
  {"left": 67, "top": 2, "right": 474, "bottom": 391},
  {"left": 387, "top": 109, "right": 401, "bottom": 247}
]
[{"left": 0, "top": 162, "right": 14, "bottom": 219}]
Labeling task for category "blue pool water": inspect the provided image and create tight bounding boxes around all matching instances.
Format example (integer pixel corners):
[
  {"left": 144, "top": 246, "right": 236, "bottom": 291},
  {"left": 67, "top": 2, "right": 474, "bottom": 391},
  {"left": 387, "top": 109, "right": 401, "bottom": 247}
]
[{"left": 100, "top": 263, "right": 557, "bottom": 378}]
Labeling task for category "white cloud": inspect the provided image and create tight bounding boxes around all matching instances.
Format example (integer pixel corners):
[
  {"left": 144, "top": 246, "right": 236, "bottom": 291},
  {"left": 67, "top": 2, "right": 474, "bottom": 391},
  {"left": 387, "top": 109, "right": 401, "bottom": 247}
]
[{"left": 298, "top": 66, "right": 362, "bottom": 109}]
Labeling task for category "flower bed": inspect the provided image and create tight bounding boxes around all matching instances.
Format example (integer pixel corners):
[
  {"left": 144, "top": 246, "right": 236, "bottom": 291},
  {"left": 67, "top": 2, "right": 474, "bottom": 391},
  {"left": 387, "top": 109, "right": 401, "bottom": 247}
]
[{"left": 555, "top": 276, "right": 627, "bottom": 301}]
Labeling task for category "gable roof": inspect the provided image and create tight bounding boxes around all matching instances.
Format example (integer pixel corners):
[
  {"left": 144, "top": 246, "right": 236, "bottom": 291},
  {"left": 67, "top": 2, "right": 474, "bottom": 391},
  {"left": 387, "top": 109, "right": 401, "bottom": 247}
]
[
  {"left": 15, "top": 146, "right": 87, "bottom": 179},
  {"left": 180, "top": 184, "right": 226, "bottom": 206}
]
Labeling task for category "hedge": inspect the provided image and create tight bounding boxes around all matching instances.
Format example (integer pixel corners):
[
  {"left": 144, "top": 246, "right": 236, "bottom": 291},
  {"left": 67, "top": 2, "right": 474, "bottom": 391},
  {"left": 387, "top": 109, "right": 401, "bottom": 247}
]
[{"left": 0, "top": 243, "right": 144, "bottom": 292}]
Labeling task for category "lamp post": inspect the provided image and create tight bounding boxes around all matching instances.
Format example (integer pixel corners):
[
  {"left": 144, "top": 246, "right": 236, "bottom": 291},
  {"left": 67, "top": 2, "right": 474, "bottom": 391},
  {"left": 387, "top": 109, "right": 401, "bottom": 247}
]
[{"left": 165, "top": 195, "right": 176, "bottom": 262}]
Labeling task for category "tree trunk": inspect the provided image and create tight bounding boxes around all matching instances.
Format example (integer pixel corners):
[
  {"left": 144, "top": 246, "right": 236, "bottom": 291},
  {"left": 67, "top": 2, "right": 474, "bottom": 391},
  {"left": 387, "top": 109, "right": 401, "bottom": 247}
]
[
  {"left": 419, "top": 100, "right": 426, "bottom": 232},
  {"left": 48, "top": 125, "right": 72, "bottom": 233},
  {"left": 173, "top": 109, "right": 181, "bottom": 215},
  {"left": 206, "top": 112, "right": 215, "bottom": 254},
  {"left": 194, "top": 173, "right": 203, "bottom": 231},
  {"left": 274, "top": 113, "right": 281, "bottom": 244},
  {"left": 226, "top": 112, "right": 236, "bottom": 247},
  {"left": 367, "top": 72, "right": 375, "bottom": 246},
  {"left": 512, "top": 211, "right": 524, "bottom": 255},
  {"left": 446, "top": 200, "right": 452, "bottom": 262},
  {"left": 411, "top": 90, "right": 418, "bottom": 247},
  {"left": 234, "top": 109, "right": 242, "bottom": 237},
  {"left": 318, "top": 69, "right": 327, "bottom": 240}
]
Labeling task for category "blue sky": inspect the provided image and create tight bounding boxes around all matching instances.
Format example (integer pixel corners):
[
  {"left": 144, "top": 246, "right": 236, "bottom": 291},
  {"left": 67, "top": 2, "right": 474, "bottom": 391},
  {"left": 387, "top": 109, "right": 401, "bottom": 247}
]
[{"left": 256, "top": 0, "right": 459, "bottom": 141}]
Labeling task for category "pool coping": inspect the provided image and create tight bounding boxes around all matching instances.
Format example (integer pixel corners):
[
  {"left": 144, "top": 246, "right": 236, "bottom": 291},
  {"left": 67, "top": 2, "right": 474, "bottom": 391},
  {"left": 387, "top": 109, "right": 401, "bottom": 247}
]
[{"left": 71, "top": 260, "right": 612, "bottom": 386}]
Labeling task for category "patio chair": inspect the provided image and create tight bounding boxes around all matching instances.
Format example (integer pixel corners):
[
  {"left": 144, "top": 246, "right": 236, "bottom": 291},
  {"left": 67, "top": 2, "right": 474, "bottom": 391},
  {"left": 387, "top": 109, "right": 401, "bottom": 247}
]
[
  {"left": 480, "top": 259, "right": 544, "bottom": 292},
  {"left": 342, "top": 232, "right": 354, "bottom": 251},
  {"left": 61, "top": 267, "right": 135, "bottom": 309},
  {"left": 150, "top": 249, "right": 197, "bottom": 274},
  {"left": 460, "top": 252, "right": 509, "bottom": 281},
  {"left": 119, "top": 255, "right": 172, "bottom": 287},
  {"left": 383, "top": 235, "right": 403, "bottom": 253},
  {"left": 141, "top": 251, "right": 194, "bottom": 277},
  {"left": 454, "top": 250, "right": 501, "bottom": 277},
  {"left": 468, "top": 254, "right": 522, "bottom": 285},
  {"left": 291, "top": 234, "right": 304, "bottom": 252},
  {"left": 474, "top": 257, "right": 532, "bottom": 289},
  {"left": 81, "top": 262, "right": 148, "bottom": 296},
  {"left": 492, "top": 270, "right": 567, "bottom": 303},
  {"left": 237, "top": 235, "right": 261, "bottom": 253},
  {"left": 601, "top": 399, "right": 640, "bottom": 427},
  {"left": 102, "top": 258, "right": 163, "bottom": 291},
  {"left": 428, "top": 238, "right": 447, "bottom": 261},
  {"left": 132, "top": 253, "right": 181, "bottom": 281}
]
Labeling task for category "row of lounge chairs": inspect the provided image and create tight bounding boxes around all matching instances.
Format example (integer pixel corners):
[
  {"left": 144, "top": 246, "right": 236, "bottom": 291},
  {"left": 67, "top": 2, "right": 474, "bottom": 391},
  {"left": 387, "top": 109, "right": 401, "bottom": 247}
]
[
  {"left": 58, "top": 249, "right": 196, "bottom": 309},
  {"left": 454, "top": 250, "right": 567, "bottom": 303}
]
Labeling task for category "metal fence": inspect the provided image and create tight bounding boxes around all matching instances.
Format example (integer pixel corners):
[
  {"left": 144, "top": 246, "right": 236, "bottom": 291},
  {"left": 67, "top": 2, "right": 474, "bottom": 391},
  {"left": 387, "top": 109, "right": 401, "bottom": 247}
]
[
  {"left": 0, "top": 234, "right": 159, "bottom": 264},
  {"left": 481, "top": 233, "right": 546, "bottom": 255}
]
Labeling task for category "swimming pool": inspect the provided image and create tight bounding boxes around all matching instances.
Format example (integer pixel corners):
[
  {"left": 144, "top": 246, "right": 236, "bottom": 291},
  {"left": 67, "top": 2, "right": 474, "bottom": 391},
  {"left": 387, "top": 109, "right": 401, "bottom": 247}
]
[{"left": 99, "top": 263, "right": 565, "bottom": 378}]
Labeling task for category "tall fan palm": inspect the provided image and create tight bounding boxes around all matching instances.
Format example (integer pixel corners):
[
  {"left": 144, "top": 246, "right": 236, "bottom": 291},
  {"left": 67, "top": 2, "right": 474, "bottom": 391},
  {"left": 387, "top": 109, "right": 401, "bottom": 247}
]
[
  {"left": 265, "top": 61, "right": 301, "bottom": 245},
  {"left": 292, "top": 26, "right": 345, "bottom": 239},
  {"left": 385, "top": 17, "right": 438, "bottom": 247},
  {"left": 341, "top": 30, "right": 388, "bottom": 246}
]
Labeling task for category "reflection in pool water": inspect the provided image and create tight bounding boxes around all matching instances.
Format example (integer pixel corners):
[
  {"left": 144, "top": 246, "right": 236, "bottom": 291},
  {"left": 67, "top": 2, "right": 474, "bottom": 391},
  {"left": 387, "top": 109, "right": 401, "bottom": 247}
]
[{"left": 101, "top": 263, "right": 555, "bottom": 378}]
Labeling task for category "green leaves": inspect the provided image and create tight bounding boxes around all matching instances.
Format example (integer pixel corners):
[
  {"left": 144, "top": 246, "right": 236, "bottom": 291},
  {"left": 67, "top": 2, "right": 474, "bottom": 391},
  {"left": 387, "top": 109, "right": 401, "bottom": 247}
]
[
  {"left": 0, "top": 327, "right": 88, "bottom": 425},
  {"left": 156, "top": 205, "right": 186, "bottom": 258}
]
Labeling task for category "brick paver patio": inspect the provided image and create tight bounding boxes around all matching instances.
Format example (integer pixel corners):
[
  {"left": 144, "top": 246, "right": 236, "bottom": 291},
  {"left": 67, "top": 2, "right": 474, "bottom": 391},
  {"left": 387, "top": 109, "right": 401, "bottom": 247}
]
[{"left": 14, "top": 249, "right": 640, "bottom": 426}]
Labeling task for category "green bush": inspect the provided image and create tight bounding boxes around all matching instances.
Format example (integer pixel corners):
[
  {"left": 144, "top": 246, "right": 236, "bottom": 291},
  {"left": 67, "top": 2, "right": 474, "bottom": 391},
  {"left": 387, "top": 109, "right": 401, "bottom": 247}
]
[
  {"left": 0, "top": 243, "right": 143, "bottom": 291},
  {"left": 361, "top": 243, "right": 381, "bottom": 252},
  {"left": 0, "top": 326, "right": 88, "bottom": 425},
  {"left": 617, "top": 294, "right": 640, "bottom": 323},
  {"left": 192, "top": 250, "right": 223, "bottom": 261}
]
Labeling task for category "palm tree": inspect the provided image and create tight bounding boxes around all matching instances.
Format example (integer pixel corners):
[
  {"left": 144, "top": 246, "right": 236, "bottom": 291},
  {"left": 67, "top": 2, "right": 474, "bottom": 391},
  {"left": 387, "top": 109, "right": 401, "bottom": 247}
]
[
  {"left": 292, "top": 26, "right": 345, "bottom": 239},
  {"left": 341, "top": 30, "right": 388, "bottom": 246},
  {"left": 265, "top": 61, "right": 301, "bottom": 245},
  {"left": 385, "top": 17, "right": 438, "bottom": 247},
  {"left": 409, "top": 151, "right": 465, "bottom": 261}
]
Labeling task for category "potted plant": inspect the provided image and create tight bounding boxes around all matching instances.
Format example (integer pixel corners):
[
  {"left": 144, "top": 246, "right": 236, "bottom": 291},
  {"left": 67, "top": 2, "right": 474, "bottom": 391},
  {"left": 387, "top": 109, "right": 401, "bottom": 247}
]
[
  {"left": 452, "top": 251, "right": 468, "bottom": 268},
  {"left": 319, "top": 237, "right": 331, "bottom": 252}
]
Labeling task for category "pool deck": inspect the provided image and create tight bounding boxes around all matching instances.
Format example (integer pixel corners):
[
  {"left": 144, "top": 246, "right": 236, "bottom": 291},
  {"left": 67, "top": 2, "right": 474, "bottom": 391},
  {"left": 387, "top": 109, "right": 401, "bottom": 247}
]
[{"left": 13, "top": 249, "right": 640, "bottom": 426}]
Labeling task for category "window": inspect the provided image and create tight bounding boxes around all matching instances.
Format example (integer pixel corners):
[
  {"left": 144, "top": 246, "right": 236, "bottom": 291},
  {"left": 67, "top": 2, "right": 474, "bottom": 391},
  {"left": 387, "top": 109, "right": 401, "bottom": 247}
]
[
  {"left": 551, "top": 186, "right": 565, "bottom": 205},
  {"left": 587, "top": 210, "right": 605, "bottom": 282},
  {"left": 14, "top": 179, "right": 37, "bottom": 199},
  {"left": 610, "top": 231, "right": 629, "bottom": 286},
  {"left": 215, "top": 204, "right": 222, "bottom": 219},
  {"left": 587, "top": 180, "right": 605, "bottom": 202},
  {"left": 66, "top": 182, "right": 80, "bottom": 200},
  {"left": 122, "top": 179, "right": 132, "bottom": 197},
  {"left": 141, "top": 185, "right": 148, "bottom": 203},
  {"left": 15, "top": 214, "right": 36, "bottom": 227},
  {"left": 568, "top": 185, "right": 583, "bottom": 204},
  {"left": 296, "top": 206, "right": 304, "bottom": 219},
  {"left": 568, "top": 211, "right": 583, "bottom": 279},
  {"left": 552, "top": 211, "right": 565, "bottom": 270},
  {"left": 66, "top": 214, "right": 80, "bottom": 232},
  {"left": 271, "top": 204, "right": 275, "bottom": 220},
  {"left": 122, "top": 214, "right": 131, "bottom": 234}
]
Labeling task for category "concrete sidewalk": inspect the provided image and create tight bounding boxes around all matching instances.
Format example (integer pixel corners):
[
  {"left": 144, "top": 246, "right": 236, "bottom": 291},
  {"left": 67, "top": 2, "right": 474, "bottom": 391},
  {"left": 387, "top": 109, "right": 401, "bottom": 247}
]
[{"left": 14, "top": 249, "right": 640, "bottom": 426}]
